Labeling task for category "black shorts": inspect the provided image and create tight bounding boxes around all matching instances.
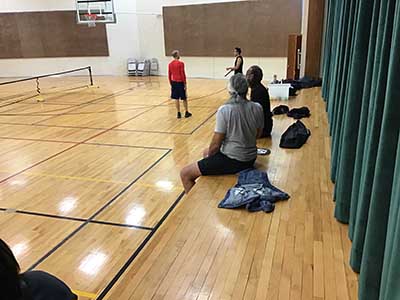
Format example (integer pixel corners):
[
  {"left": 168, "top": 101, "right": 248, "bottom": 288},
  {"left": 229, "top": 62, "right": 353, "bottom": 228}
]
[
  {"left": 198, "top": 151, "right": 255, "bottom": 176},
  {"left": 171, "top": 81, "right": 187, "bottom": 100}
]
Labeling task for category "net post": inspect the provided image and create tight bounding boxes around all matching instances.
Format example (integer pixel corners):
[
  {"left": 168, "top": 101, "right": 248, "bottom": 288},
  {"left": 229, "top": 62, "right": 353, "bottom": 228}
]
[
  {"left": 36, "top": 77, "right": 44, "bottom": 102},
  {"left": 88, "top": 66, "right": 94, "bottom": 86}
]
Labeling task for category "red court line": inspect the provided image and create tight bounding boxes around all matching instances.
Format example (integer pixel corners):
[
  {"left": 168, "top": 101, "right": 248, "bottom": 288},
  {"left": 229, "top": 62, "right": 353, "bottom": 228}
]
[{"left": 0, "top": 105, "right": 158, "bottom": 184}]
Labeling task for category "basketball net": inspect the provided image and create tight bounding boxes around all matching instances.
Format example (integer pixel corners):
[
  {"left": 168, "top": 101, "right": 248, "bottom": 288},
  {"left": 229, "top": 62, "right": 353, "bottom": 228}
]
[{"left": 85, "top": 13, "right": 97, "bottom": 27}]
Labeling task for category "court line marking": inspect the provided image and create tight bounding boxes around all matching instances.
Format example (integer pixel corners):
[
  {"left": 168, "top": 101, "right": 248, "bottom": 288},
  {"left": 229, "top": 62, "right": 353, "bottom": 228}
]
[
  {"left": 0, "top": 121, "right": 193, "bottom": 135},
  {"left": 0, "top": 136, "right": 77, "bottom": 145},
  {"left": 0, "top": 209, "right": 153, "bottom": 231},
  {"left": 1, "top": 84, "right": 221, "bottom": 296},
  {"left": 84, "top": 142, "right": 171, "bottom": 151},
  {"left": 32, "top": 86, "right": 141, "bottom": 125},
  {"left": 0, "top": 136, "right": 172, "bottom": 151},
  {"left": 96, "top": 191, "right": 185, "bottom": 300},
  {"left": 0, "top": 104, "right": 158, "bottom": 185},
  {"left": 0, "top": 83, "right": 101, "bottom": 110},
  {"left": 20, "top": 171, "right": 130, "bottom": 185},
  {"left": 72, "top": 289, "right": 97, "bottom": 299},
  {"left": 90, "top": 220, "right": 153, "bottom": 230},
  {"left": 0, "top": 121, "right": 105, "bottom": 131},
  {"left": 0, "top": 104, "right": 150, "bottom": 117},
  {"left": 27, "top": 149, "right": 171, "bottom": 271},
  {"left": 0, "top": 166, "right": 182, "bottom": 188},
  {"left": 190, "top": 110, "right": 218, "bottom": 134},
  {"left": 0, "top": 209, "right": 87, "bottom": 223}
]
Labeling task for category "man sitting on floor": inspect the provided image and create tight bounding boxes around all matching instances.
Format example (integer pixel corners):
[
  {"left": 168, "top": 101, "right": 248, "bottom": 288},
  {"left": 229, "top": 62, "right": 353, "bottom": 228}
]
[
  {"left": 180, "top": 74, "right": 264, "bottom": 193},
  {"left": 246, "top": 65, "right": 273, "bottom": 137}
]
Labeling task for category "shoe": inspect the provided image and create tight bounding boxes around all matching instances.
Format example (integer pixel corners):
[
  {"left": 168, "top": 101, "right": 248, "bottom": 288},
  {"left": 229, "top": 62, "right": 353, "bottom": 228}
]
[
  {"left": 185, "top": 111, "right": 192, "bottom": 118},
  {"left": 177, "top": 112, "right": 182, "bottom": 119}
]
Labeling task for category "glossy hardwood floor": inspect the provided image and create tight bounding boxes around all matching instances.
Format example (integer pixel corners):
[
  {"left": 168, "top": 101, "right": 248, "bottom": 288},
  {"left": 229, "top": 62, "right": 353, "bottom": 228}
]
[{"left": 0, "top": 76, "right": 358, "bottom": 300}]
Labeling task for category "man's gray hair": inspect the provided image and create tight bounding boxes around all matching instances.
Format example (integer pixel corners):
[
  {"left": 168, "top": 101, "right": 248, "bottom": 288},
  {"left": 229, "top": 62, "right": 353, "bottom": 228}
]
[{"left": 226, "top": 74, "right": 249, "bottom": 104}]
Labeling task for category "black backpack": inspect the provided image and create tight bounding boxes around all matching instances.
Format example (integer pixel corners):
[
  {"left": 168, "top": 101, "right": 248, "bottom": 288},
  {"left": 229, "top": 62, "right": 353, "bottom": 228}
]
[
  {"left": 287, "top": 107, "right": 311, "bottom": 119},
  {"left": 272, "top": 105, "right": 289, "bottom": 115},
  {"left": 279, "top": 120, "right": 311, "bottom": 149}
]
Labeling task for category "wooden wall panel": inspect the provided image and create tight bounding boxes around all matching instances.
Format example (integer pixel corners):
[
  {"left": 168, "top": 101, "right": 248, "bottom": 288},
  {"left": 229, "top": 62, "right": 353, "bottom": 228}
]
[
  {"left": 163, "top": 0, "right": 302, "bottom": 57},
  {"left": 304, "top": 0, "right": 325, "bottom": 77},
  {"left": 0, "top": 11, "right": 109, "bottom": 59}
]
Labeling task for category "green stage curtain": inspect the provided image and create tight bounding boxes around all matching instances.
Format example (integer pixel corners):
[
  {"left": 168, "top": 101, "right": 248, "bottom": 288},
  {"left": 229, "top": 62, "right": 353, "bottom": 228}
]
[
  {"left": 379, "top": 7, "right": 400, "bottom": 300},
  {"left": 380, "top": 142, "right": 400, "bottom": 300},
  {"left": 321, "top": 0, "right": 400, "bottom": 299},
  {"left": 333, "top": 0, "right": 374, "bottom": 225}
]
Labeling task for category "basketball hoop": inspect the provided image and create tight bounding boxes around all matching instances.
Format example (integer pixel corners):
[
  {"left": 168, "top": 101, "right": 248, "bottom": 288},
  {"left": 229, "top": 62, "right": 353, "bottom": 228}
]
[{"left": 85, "top": 13, "right": 97, "bottom": 27}]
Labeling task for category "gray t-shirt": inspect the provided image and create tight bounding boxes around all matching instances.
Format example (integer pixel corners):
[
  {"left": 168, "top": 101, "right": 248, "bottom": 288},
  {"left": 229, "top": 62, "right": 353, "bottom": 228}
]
[{"left": 215, "top": 99, "right": 264, "bottom": 161}]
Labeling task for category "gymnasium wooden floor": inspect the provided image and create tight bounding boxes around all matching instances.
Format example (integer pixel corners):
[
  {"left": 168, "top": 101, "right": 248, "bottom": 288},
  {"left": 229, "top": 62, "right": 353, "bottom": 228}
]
[{"left": 0, "top": 76, "right": 358, "bottom": 300}]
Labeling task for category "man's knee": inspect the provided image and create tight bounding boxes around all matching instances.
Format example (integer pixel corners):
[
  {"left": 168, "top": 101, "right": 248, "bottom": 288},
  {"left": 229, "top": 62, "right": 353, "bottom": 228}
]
[
  {"left": 180, "top": 163, "right": 201, "bottom": 181},
  {"left": 180, "top": 166, "right": 189, "bottom": 180}
]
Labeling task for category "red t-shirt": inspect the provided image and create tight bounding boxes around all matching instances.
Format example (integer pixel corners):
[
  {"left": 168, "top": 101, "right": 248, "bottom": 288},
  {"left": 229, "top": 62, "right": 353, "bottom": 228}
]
[{"left": 168, "top": 60, "right": 186, "bottom": 83}]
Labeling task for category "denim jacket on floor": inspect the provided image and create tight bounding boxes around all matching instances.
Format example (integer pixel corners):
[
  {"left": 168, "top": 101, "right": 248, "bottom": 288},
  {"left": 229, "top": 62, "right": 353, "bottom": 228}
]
[{"left": 218, "top": 169, "right": 290, "bottom": 213}]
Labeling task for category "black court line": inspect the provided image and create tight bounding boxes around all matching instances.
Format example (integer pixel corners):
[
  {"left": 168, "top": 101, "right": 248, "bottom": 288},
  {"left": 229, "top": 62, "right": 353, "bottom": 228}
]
[
  {"left": 190, "top": 110, "right": 217, "bottom": 134},
  {"left": 96, "top": 191, "right": 185, "bottom": 300},
  {"left": 0, "top": 122, "right": 107, "bottom": 131},
  {"left": 4, "top": 209, "right": 87, "bottom": 222},
  {"left": 0, "top": 136, "right": 77, "bottom": 145},
  {"left": 84, "top": 142, "right": 171, "bottom": 151},
  {"left": 90, "top": 220, "right": 152, "bottom": 231},
  {"left": 0, "top": 136, "right": 172, "bottom": 151},
  {"left": 0, "top": 104, "right": 151, "bottom": 117},
  {"left": 0, "top": 122, "right": 193, "bottom": 136},
  {"left": 32, "top": 86, "right": 139, "bottom": 125},
  {"left": 0, "top": 89, "right": 90, "bottom": 113},
  {"left": 28, "top": 149, "right": 171, "bottom": 271},
  {"left": 0, "top": 94, "right": 38, "bottom": 109},
  {"left": 0, "top": 209, "right": 153, "bottom": 231},
  {"left": 0, "top": 105, "right": 158, "bottom": 185},
  {"left": 113, "top": 128, "right": 192, "bottom": 135}
]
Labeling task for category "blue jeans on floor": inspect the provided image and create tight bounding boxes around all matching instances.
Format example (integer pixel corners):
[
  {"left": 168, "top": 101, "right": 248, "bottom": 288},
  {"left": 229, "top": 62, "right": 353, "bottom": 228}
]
[{"left": 218, "top": 169, "right": 290, "bottom": 213}]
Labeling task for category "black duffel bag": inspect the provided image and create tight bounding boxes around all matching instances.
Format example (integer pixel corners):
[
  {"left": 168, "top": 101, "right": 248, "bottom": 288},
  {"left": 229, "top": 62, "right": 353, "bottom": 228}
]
[{"left": 279, "top": 120, "right": 311, "bottom": 149}]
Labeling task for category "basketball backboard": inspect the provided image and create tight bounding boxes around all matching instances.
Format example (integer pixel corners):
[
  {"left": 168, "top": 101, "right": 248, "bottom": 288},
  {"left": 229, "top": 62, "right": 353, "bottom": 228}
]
[{"left": 76, "top": 0, "right": 116, "bottom": 25}]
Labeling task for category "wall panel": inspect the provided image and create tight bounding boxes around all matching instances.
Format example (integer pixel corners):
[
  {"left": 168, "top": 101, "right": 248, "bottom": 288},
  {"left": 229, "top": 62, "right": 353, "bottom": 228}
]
[
  {"left": 163, "top": 0, "right": 302, "bottom": 57},
  {"left": 0, "top": 11, "right": 109, "bottom": 59}
]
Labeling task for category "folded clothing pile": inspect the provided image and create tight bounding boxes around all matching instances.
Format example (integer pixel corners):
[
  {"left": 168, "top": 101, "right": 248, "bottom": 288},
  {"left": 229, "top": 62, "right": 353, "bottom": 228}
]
[
  {"left": 218, "top": 169, "right": 290, "bottom": 213},
  {"left": 272, "top": 105, "right": 311, "bottom": 119}
]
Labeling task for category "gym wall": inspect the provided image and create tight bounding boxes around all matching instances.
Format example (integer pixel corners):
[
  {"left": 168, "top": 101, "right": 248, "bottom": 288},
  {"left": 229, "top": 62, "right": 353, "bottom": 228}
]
[{"left": 162, "top": 0, "right": 302, "bottom": 57}]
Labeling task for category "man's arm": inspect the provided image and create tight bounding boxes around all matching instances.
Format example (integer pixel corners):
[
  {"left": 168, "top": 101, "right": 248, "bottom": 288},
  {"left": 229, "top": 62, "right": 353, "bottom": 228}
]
[
  {"left": 233, "top": 57, "right": 242, "bottom": 71},
  {"left": 181, "top": 62, "right": 186, "bottom": 85},
  {"left": 168, "top": 64, "right": 172, "bottom": 85},
  {"left": 206, "top": 132, "right": 225, "bottom": 157},
  {"left": 226, "top": 57, "right": 242, "bottom": 71}
]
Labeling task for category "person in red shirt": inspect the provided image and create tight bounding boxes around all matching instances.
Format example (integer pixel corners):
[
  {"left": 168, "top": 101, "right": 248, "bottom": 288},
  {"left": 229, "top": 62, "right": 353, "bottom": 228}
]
[{"left": 168, "top": 50, "right": 192, "bottom": 118}]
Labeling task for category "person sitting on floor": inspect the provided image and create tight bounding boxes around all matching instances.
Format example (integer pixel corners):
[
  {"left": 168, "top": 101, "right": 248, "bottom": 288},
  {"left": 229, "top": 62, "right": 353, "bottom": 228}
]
[
  {"left": 0, "top": 239, "right": 77, "bottom": 300},
  {"left": 246, "top": 65, "right": 273, "bottom": 138},
  {"left": 180, "top": 74, "right": 264, "bottom": 193}
]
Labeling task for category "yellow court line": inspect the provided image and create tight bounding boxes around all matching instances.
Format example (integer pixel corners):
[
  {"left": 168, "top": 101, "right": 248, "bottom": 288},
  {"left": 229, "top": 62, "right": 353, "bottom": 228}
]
[
  {"left": 0, "top": 169, "right": 182, "bottom": 190},
  {"left": 25, "top": 171, "right": 130, "bottom": 185},
  {"left": 138, "top": 182, "right": 182, "bottom": 191},
  {"left": 72, "top": 289, "right": 98, "bottom": 299},
  {"left": 0, "top": 168, "right": 129, "bottom": 185}
]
